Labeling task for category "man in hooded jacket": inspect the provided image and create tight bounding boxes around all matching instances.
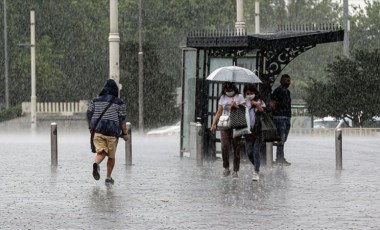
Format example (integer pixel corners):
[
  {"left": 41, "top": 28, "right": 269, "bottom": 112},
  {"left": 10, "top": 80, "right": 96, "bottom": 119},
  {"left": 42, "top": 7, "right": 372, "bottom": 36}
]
[{"left": 87, "top": 79, "right": 128, "bottom": 184}]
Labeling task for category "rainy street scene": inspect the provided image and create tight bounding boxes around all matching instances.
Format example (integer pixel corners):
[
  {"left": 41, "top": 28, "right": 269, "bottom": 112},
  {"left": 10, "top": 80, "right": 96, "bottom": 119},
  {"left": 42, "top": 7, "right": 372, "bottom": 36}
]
[{"left": 1, "top": 0, "right": 380, "bottom": 229}]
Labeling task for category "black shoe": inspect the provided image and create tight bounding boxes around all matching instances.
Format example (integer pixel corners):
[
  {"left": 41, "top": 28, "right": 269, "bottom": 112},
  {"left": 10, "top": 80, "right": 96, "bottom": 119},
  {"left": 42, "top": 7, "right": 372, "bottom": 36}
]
[
  {"left": 105, "top": 177, "right": 114, "bottom": 184},
  {"left": 275, "top": 159, "right": 291, "bottom": 166},
  {"left": 92, "top": 163, "right": 100, "bottom": 180}
]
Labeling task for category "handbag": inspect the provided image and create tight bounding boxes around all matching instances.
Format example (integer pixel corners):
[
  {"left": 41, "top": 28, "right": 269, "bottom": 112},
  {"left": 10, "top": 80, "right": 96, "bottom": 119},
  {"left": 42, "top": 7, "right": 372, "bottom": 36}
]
[
  {"left": 259, "top": 112, "right": 281, "bottom": 142},
  {"left": 90, "top": 97, "right": 115, "bottom": 153},
  {"left": 217, "top": 115, "right": 230, "bottom": 130},
  {"left": 233, "top": 107, "right": 251, "bottom": 138},
  {"left": 230, "top": 107, "right": 247, "bottom": 129}
]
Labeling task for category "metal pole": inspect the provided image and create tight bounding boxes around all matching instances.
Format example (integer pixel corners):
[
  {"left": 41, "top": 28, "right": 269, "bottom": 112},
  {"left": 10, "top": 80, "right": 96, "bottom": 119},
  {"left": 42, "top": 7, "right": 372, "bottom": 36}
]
[
  {"left": 138, "top": 0, "right": 144, "bottom": 134},
  {"left": 4, "top": 0, "right": 9, "bottom": 109},
  {"left": 196, "top": 122, "right": 203, "bottom": 166},
  {"left": 335, "top": 128, "right": 342, "bottom": 170},
  {"left": 255, "top": 0, "right": 260, "bottom": 34},
  {"left": 30, "top": 10, "right": 36, "bottom": 130},
  {"left": 125, "top": 122, "right": 132, "bottom": 165},
  {"left": 109, "top": 0, "right": 121, "bottom": 93},
  {"left": 235, "top": 0, "right": 246, "bottom": 35},
  {"left": 266, "top": 142, "right": 273, "bottom": 168},
  {"left": 51, "top": 122, "right": 58, "bottom": 166},
  {"left": 343, "top": 0, "right": 349, "bottom": 57}
]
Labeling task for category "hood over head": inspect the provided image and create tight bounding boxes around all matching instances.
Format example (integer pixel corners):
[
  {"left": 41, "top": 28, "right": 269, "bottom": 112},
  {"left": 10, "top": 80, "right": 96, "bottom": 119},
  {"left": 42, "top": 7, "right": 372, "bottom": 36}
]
[{"left": 99, "top": 79, "right": 119, "bottom": 97}]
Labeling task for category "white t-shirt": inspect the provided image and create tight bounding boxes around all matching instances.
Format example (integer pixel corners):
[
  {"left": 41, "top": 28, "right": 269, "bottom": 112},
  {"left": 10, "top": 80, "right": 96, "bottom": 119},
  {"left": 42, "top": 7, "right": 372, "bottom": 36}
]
[
  {"left": 245, "top": 98, "right": 266, "bottom": 129},
  {"left": 218, "top": 94, "right": 245, "bottom": 116}
]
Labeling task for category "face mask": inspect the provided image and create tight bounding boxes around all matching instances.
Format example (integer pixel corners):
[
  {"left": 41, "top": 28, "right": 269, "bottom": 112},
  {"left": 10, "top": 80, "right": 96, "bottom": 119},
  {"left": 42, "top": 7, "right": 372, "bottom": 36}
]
[
  {"left": 283, "top": 83, "right": 290, "bottom": 88},
  {"left": 246, "top": 94, "right": 255, "bottom": 100},
  {"left": 226, "top": 91, "right": 235, "bottom": 97}
]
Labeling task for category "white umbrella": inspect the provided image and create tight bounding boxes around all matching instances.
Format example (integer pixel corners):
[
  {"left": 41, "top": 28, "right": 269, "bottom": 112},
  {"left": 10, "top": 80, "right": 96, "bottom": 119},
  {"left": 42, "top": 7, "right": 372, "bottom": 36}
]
[{"left": 206, "top": 66, "right": 262, "bottom": 83}]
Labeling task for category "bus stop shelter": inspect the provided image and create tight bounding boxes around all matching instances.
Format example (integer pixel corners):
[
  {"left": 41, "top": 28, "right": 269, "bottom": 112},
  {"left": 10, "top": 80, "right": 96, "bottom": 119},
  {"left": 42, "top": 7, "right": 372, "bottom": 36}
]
[{"left": 180, "top": 24, "right": 344, "bottom": 158}]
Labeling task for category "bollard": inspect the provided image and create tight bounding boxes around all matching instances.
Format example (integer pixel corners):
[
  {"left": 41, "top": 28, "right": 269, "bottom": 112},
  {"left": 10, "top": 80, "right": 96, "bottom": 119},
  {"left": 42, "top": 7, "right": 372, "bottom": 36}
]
[
  {"left": 125, "top": 122, "right": 132, "bottom": 165},
  {"left": 51, "top": 122, "right": 58, "bottom": 166},
  {"left": 335, "top": 128, "right": 342, "bottom": 170},
  {"left": 266, "top": 142, "right": 273, "bottom": 168},
  {"left": 196, "top": 122, "right": 203, "bottom": 166}
]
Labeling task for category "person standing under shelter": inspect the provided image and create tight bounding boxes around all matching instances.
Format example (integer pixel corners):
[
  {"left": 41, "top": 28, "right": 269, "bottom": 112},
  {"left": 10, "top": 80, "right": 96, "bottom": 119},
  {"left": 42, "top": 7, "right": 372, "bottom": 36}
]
[
  {"left": 87, "top": 79, "right": 129, "bottom": 184},
  {"left": 210, "top": 82, "right": 245, "bottom": 178},
  {"left": 270, "top": 74, "right": 292, "bottom": 166}
]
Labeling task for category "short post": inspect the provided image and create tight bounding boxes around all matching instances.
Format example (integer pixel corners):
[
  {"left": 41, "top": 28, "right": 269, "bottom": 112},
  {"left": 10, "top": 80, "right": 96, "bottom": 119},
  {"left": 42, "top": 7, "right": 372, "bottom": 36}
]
[
  {"left": 125, "top": 122, "right": 132, "bottom": 165},
  {"left": 266, "top": 142, "right": 273, "bottom": 168},
  {"left": 196, "top": 122, "right": 203, "bottom": 166},
  {"left": 335, "top": 128, "right": 342, "bottom": 170},
  {"left": 51, "top": 122, "right": 58, "bottom": 166}
]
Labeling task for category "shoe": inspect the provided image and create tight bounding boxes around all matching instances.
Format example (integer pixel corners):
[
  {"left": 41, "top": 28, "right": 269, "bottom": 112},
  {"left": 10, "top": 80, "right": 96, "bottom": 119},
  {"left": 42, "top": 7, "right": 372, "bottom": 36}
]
[
  {"left": 92, "top": 163, "right": 100, "bottom": 180},
  {"left": 275, "top": 159, "right": 291, "bottom": 166},
  {"left": 105, "top": 177, "right": 114, "bottom": 184},
  {"left": 231, "top": 171, "right": 239, "bottom": 179},
  {"left": 252, "top": 171, "right": 259, "bottom": 181},
  {"left": 223, "top": 168, "right": 231, "bottom": 177},
  {"left": 282, "top": 159, "right": 291, "bottom": 166}
]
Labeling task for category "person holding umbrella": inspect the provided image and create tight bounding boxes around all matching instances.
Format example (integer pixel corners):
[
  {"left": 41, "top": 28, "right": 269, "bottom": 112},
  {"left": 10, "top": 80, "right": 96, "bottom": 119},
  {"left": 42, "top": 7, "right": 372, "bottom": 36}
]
[{"left": 210, "top": 82, "right": 245, "bottom": 178}]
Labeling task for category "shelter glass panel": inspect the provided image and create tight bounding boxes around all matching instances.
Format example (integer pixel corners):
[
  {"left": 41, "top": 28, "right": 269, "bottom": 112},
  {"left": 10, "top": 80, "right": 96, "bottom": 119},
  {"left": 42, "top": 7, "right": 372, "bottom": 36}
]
[{"left": 181, "top": 49, "right": 197, "bottom": 153}]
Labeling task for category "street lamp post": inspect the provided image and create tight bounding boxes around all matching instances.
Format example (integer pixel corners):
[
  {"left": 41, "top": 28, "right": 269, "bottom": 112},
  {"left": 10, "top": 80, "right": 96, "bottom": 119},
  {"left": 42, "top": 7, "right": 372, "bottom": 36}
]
[
  {"left": 4, "top": 0, "right": 9, "bottom": 109},
  {"left": 343, "top": 0, "right": 350, "bottom": 57},
  {"left": 109, "top": 0, "right": 121, "bottom": 93},
  {"left": 138, "top": 0, "right": 144, "bottom": 134},
  {"left": 30, "top": 10, "right": 37, "bottom": 130},
  {"left": 235, "top": 0, "right": 246, "bottom": 35},
  {"left": 255, "top": 0, "right": 260, "bottom": 34}
]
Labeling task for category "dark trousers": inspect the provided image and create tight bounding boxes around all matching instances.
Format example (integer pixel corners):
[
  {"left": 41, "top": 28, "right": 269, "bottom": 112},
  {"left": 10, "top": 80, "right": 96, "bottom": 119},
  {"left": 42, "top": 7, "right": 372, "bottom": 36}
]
[
  {"left": 273, "top": 117, "right": 291, "bottom": 160},
  {"left": 220, "top": 129, "right": 242, "bottom": 172}
]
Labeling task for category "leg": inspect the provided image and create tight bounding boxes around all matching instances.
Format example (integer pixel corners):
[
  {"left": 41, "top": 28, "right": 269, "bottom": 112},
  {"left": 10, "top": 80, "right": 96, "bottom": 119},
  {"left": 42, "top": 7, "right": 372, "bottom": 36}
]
[
  {"left": 245, "top": 134, "right": 255, "bottom": 166},
  {"left": 232, "top": 136, "right": 242, "bottom": 172},
  {"left": 253, "top": 136, "right": 262, "bottom": 172},
  {"left": 274, "top": 118, "right": 286, "bottom": 161},
  {"left": 106, "top": 157, "right": 115, "bottom": 178},
  {"left": 95, "top": 150, "right": 107, "bottom": 164},
  {"left": 220, "top": 130, "right": 231, "bottom": 170},
  {"left": 105, "top": 136, "right": 119, "bottom": 179}
]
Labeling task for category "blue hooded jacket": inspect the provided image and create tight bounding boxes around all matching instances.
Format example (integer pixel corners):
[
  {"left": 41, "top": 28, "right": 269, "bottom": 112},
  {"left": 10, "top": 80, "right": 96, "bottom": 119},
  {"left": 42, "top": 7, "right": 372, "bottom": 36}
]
[{"left": 87, "top": 79, "right": 127, "bottom": 137}]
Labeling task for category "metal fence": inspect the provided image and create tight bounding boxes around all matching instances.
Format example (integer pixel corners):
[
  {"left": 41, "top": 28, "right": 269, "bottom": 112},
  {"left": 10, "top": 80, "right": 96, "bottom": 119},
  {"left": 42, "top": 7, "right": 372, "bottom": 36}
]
[{"left": 290, "top": 128, "right": 380, "bottom": 136}]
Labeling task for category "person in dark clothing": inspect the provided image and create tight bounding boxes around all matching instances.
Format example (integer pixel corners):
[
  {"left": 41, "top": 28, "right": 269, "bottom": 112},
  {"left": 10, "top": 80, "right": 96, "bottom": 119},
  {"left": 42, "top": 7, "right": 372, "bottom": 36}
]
[
  {"left": 270, "top": 74, "right": 292, "bottom": 166},
  {"left": 87, "top": 79, "right": 128, "bottom": 184}
]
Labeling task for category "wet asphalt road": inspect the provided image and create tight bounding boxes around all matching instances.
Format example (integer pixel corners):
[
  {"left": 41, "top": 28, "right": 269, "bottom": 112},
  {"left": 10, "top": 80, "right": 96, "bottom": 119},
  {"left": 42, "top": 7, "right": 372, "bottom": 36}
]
[{"left": 1, "top": 130, "right": 379, "bottom": 229}]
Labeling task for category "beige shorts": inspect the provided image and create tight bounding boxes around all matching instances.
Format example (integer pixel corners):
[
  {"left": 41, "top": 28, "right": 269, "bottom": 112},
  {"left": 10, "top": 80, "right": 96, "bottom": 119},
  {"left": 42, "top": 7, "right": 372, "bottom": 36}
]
[{"left": 93, "top": 133, "right": 119, "bottom": 159}]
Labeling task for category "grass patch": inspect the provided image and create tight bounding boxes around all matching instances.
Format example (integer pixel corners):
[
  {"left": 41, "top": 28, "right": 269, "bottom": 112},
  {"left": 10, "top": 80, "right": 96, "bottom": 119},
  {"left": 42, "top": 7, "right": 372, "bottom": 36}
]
[{"left": 0, "top": 105, "right": 22, "bottom": 122}]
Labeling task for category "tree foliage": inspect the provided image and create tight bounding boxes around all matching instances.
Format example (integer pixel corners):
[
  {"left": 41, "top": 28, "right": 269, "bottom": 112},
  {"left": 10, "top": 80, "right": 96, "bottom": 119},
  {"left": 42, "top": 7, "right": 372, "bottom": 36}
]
[
  {"left": 305, "top": 49, "right": 380, "bottom": 126},
  {"left": 0, "top": 0, "right": 379, "bottom": 128}
]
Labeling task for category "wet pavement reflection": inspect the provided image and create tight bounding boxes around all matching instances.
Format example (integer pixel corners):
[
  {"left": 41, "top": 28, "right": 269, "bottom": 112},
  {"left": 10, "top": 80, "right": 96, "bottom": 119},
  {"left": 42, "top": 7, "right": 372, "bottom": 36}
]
[{"left": 1, "top": 132, "right": 379, "bottom": 229}]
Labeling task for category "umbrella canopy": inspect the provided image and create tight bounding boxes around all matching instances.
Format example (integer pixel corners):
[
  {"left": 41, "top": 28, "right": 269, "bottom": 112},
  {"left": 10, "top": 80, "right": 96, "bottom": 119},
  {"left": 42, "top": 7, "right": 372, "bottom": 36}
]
[{"left": 206, "top": 66, "right": 262, "bottom": 83}]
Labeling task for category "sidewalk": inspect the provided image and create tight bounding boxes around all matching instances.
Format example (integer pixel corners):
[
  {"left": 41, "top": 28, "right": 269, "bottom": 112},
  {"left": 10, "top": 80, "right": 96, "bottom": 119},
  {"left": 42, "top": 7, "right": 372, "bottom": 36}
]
[{"left": 1, "top": 131, "right": 379, "bottom": 229}]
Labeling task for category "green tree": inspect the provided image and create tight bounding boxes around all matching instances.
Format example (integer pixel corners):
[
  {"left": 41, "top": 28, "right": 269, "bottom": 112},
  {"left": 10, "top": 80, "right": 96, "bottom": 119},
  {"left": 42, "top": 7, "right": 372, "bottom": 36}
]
[
  {"left": 304, "top": 49, "right": 380, "bottom": 126},
  {"left": 350, "top": 0, "right": 380, "bottom": 51}
]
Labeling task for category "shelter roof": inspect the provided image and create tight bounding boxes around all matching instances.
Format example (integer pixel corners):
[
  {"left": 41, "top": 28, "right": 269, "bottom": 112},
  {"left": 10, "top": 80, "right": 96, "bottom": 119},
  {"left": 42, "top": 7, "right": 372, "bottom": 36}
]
[{"left": 187, "top": 27, "right": 344, "bottom": 50}]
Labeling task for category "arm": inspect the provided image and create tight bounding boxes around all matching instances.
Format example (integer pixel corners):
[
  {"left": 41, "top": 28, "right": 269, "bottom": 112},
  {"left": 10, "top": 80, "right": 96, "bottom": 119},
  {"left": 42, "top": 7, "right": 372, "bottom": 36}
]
[
  {"left": 251, "top": 100, "right": 264, "bottom": 112},
  {"left": 232, "top": 94, "right": 246, "bottom": 109},
  {"left": 210, "top": 105, "right": 223, "bottom": 134},
  {"left": 120, "top": 122, "right": 128, "bottom": 141},
  {"left": 87, "top": 100, "right": 95, "bottom": 132}
]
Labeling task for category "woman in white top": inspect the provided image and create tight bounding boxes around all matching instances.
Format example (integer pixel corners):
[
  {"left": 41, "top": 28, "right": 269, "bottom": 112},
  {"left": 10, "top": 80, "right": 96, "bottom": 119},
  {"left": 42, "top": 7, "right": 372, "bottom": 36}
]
[
  {"left": 210, "top": 82, "right": 245, "bottom": 178},
  {"left": 243, "top": 84, "right": 265, "bottom": 181}
]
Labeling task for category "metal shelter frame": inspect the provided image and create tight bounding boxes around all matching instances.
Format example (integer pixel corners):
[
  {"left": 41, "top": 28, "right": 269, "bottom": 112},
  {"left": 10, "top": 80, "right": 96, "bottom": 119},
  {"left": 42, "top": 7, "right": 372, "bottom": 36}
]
[{"left": 181, "top": 24, "right": 344, "bottom": 158}]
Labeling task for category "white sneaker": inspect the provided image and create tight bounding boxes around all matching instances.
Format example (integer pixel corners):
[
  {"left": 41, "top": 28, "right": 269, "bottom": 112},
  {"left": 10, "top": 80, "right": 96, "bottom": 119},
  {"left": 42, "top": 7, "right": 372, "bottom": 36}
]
[
  {"left": 223, "top": 168, "right": 231, "bottom": 177},
  {"left": 252, "top": 171, "right": 259, "bottom": 181},
  {"left": 231, "top": 171, "right": 239, "bottom": 179}
]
